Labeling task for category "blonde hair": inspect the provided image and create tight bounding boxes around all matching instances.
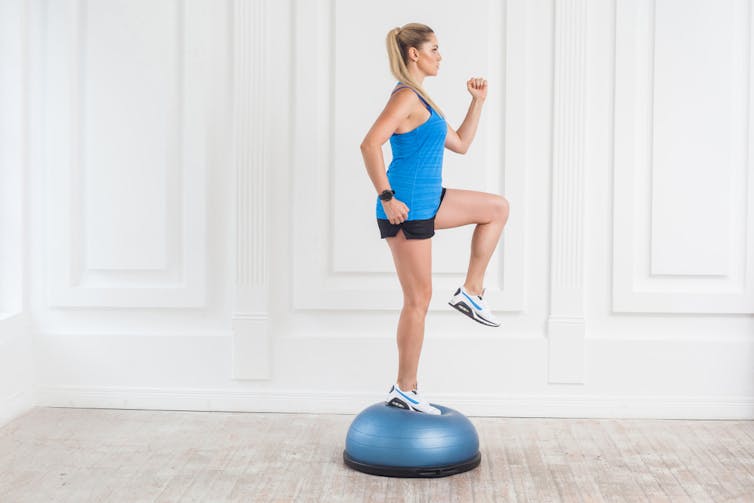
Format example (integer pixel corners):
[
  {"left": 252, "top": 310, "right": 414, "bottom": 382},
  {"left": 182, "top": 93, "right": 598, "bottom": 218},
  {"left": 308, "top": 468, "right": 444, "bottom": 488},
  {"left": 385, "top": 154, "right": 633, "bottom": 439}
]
[{"left": 386, "top": 23, "right": 445, "bottom": 118}]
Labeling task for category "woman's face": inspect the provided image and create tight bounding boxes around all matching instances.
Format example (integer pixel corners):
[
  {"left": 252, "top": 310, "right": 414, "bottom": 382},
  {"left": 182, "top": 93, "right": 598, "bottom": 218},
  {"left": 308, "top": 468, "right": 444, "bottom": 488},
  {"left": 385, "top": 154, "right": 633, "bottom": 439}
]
[{"left": 412, "top": 34, "right": 442, "bottom": 76}]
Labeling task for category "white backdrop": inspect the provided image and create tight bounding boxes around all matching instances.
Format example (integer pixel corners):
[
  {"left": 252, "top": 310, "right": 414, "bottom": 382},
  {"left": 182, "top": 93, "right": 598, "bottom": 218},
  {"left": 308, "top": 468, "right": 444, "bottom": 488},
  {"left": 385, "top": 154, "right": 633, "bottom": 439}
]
[{"left": 1, "top": 0, "right": 753, "bottom": 426}]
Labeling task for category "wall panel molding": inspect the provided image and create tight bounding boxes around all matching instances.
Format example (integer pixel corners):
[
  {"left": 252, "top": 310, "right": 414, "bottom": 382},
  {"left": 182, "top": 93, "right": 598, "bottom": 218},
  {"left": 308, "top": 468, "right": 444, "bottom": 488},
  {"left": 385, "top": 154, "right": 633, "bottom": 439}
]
[
  {"left": 547, "top": 0, "right": 588, "bottom": 384},
  {"left": 613, "top": 0, "right": 754, "bottom": 313},
  {"left": 43, "top": 0, "right": 207, "bottom": 308},
  {"left": 231, "top": 0, "right": 272, "bottom": 380},
  {"left": 35, "top": 384, "right": 754, "bottom": 419}
]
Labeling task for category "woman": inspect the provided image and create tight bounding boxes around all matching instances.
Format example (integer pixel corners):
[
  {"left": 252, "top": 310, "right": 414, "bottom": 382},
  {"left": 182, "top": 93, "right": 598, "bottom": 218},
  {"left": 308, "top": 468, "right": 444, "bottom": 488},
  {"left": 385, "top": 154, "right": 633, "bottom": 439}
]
[{"left": 360, "top": 23, "right": 510, "bottom": 415}]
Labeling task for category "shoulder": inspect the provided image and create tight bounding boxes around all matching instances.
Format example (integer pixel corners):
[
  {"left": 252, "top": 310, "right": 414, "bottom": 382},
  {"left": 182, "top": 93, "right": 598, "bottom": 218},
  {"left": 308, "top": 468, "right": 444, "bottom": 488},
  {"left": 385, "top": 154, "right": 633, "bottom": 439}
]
[
  {"left": 388, "top": 87, "right": 421, "bottom": 108},
  {"left": 377, "top": 86, "right": 423, "bottom": 122}
]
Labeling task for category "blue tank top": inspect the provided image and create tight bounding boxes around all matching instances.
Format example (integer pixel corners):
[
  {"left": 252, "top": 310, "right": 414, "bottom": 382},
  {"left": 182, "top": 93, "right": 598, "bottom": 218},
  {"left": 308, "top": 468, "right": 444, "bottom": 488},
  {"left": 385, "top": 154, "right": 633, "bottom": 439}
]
[{"left": 375, "top": 84, "right": 447, "bottom": 221}]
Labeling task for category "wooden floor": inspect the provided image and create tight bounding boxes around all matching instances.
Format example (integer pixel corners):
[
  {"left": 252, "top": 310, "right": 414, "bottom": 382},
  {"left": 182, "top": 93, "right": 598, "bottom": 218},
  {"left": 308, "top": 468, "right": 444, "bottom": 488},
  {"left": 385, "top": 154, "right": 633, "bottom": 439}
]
[{"left": 0, "top": 408, "right": 752, "bottom": 502}]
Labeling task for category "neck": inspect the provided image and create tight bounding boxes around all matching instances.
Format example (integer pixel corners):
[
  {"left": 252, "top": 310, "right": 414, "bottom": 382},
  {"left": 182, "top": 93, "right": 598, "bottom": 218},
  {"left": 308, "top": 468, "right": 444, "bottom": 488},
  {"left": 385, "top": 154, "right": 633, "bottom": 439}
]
[{"left": 406, "top": 65, "right": 425, "bottom": 86}]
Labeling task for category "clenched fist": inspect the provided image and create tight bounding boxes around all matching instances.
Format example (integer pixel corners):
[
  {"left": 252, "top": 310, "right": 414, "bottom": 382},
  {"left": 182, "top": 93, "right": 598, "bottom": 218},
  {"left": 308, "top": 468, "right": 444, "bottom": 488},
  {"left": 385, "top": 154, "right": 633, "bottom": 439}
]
[
  {"left": 467, "top": 77, "right": 487, "bottom": 100},
  {"left": 382, "top": 198, "right": 410, "bottom": 225}
]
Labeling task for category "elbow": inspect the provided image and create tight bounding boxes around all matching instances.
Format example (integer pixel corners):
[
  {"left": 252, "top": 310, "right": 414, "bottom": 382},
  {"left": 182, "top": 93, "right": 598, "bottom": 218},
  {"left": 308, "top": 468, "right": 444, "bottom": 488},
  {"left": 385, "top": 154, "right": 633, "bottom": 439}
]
[
  {"left": 360, "top": 140, "right": 377, "bottom": 153},
  {"left": 451, "top": 135, "right": 469, "bottom": 154}
]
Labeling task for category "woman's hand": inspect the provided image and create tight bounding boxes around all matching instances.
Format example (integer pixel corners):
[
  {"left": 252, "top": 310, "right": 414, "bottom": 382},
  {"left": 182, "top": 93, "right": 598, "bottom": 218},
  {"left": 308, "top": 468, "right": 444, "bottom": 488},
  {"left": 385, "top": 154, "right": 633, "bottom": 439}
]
[
  {"left": 381, "top": 198, "right": 410, "bottom": 225},
  {"left": 467, "top": 77, "right": 487, "bottom": 101}
]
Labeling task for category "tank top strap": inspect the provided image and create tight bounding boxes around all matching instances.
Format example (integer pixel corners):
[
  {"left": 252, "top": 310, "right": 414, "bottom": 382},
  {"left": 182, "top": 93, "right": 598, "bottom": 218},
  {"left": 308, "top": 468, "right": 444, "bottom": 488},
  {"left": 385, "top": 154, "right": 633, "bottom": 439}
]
[{"left": 391, "top": 83, "right": 431, "bottom": 110}]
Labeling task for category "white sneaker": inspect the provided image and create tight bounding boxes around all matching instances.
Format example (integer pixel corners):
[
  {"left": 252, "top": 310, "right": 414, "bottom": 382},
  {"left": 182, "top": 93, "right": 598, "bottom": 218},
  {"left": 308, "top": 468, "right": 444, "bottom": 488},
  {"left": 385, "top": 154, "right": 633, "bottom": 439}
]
[
  {"left": 385, "top": 383, "right": 441, "bottom": 415},
  {"left": 448, "top": 286, "right": 501, "bottom": 327}
]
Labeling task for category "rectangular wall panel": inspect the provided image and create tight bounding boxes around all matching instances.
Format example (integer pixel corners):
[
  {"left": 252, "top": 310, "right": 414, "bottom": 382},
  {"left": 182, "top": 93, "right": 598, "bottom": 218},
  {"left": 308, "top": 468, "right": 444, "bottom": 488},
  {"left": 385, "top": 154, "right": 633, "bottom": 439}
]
[
  {"left": 650, "top": 0, "right": 741, "bottom": 275},
  {"left": 42, "top": 0, "right": 209, "bottom": 307},
  {"left": 613, "top": 0, "right": 754, "bottom": 313},
  {"left": 84, "top": 0, "right": 177, "bottom": 271}
]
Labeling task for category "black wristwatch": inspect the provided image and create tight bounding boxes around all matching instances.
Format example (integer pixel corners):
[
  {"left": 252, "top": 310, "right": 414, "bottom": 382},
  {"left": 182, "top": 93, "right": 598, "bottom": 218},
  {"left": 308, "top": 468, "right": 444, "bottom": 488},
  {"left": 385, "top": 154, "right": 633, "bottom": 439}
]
[{"left": 379, "top": 189, "right": 395, "bottom": 202}]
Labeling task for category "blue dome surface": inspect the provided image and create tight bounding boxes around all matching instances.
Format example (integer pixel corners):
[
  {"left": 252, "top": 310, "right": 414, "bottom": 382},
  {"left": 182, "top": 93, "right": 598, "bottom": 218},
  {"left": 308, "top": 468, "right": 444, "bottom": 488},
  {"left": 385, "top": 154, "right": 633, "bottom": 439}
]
[{"left": 343, "top": 402, "right": 481, "bottom": 478}]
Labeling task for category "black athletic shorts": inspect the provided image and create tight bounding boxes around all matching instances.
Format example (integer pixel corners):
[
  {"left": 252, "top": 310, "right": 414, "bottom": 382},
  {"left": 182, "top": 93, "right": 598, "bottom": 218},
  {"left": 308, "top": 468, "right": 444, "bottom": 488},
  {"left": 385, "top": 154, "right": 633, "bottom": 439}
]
[{"left": 377, "top": 187, "right": 447, "bottom": 240}]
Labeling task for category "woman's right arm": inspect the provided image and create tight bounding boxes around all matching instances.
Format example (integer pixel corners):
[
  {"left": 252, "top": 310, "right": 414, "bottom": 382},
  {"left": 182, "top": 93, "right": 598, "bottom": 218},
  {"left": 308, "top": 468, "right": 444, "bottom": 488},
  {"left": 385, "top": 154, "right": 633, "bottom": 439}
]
[{"left": 360, "top": 90, "right": 415, "bottom": 224}]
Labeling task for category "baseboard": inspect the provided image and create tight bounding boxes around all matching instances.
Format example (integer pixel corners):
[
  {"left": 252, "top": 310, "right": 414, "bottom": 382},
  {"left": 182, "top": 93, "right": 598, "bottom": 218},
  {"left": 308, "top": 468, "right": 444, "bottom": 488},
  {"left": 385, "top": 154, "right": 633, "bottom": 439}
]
[{"left": 35, "top": 386, "right": 754, "bottom": 419}]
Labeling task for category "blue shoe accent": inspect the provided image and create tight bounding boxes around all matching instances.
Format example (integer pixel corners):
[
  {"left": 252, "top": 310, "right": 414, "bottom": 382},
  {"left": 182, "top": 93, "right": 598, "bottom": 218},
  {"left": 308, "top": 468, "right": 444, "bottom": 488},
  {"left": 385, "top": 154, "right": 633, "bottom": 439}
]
[
  {"left": 396, "top": 388, "right": 420, "bottom": 405},
  {"left": 461, "top": 291, "right": 483, "bottom": 311}
]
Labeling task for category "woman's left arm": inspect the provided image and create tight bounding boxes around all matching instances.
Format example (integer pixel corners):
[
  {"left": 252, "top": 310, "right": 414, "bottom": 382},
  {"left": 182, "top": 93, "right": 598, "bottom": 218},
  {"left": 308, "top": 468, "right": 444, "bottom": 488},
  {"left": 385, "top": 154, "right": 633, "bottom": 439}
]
[{"left": 445, "top": 77, "right": 487, "bottom": 154}]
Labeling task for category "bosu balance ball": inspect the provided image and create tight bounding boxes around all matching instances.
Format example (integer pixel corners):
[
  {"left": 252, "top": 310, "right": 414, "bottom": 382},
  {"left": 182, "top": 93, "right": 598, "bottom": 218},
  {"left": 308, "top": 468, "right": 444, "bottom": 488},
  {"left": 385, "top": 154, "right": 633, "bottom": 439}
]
[{"left": 343, "top": 402, "right": 481, "bottom": 478}]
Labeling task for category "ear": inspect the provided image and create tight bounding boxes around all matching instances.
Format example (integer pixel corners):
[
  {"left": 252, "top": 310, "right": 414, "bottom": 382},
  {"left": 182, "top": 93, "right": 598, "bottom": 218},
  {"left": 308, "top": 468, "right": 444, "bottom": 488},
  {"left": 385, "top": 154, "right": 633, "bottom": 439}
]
[{"left": 408, "top": 46, "right": 419, "bottom": 62}]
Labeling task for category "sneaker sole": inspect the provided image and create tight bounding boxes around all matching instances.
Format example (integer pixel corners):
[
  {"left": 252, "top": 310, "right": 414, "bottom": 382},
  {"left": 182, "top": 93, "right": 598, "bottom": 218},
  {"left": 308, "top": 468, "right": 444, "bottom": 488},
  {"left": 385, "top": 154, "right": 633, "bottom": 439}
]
[
  {"left": 448, "top": 300, "right": 501, "bottom": 327},
  {"left": 387, "top": 397, "right": 409, "bottom": 409},
  {"left": 386, "top": 397, "right": 441, "bottom": 415}
]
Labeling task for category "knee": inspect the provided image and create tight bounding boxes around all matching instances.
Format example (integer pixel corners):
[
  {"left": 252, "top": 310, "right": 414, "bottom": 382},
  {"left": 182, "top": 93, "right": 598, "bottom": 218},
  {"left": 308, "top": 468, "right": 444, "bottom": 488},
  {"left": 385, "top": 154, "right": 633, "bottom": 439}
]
[
  {"left": 403, "top": 286, "right": 432, "bottom": 313},
  {"left": 489, "top": 195, "right": 510, "bottom": 224}
]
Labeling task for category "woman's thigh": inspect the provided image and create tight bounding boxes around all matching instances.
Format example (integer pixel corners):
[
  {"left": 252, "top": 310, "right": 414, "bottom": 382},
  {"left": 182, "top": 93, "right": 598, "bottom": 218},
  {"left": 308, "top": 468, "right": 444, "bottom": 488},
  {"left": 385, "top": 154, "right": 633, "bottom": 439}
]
[
  {"left": 434, "top": 188, "right": 508, "bottom": 230},
  {"left": 385, "top": 230, "right": 432, "bottom": 303}
]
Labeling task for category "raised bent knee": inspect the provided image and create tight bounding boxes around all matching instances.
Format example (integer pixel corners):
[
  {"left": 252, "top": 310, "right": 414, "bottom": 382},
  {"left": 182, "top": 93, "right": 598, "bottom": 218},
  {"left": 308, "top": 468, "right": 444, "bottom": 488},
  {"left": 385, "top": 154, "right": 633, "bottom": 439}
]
[{"left": 494, "top": 196, "right": 510, "bottom": 224}]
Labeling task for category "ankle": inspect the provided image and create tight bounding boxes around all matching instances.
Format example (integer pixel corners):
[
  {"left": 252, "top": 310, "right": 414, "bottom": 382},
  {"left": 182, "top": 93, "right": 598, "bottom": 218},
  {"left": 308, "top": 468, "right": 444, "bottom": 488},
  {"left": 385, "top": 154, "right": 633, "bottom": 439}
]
[
  {"left": 396, "top": 381, "right": 417, "bottom": 392},
  {"left": 463, "top": 283, "right": 483, "bottom": 296}
]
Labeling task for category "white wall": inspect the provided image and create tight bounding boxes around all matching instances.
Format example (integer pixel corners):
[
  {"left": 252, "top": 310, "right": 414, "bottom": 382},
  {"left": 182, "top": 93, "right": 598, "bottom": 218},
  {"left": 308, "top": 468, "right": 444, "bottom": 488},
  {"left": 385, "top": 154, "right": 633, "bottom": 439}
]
[
  {"left": 0, "top": 0, "right": 34, "bottom": 425},
  {"left": 7, "top": 0, "right": 753, "bottom": 422},
  {"left": 0, "top": 0, "right": 35, "bottom": 427}
]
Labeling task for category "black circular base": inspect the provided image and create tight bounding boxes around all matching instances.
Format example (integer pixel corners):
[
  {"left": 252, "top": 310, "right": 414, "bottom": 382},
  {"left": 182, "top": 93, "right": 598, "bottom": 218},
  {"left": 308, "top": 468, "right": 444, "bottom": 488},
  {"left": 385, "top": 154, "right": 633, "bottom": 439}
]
[{"left": 343, "top": 450, "right": 481, "bottom": 478}]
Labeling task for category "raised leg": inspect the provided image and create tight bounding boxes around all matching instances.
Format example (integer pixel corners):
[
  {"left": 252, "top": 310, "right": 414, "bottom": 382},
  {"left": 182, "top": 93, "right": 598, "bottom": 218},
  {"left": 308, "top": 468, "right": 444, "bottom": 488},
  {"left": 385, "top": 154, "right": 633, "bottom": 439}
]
[{"left": 434, "top": 188, "right": 510, "bottom": 295}]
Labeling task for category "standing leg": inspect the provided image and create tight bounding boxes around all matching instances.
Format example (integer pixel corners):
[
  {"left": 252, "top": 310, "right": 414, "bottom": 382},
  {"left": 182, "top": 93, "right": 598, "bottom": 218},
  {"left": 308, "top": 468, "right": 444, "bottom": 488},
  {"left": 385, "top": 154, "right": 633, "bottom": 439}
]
[
  {"left": 434, "top": 188, "right": 510, "bottom": 295},
  {"left": 385, "top": 230, "right": 433, "bottom": 392}
]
